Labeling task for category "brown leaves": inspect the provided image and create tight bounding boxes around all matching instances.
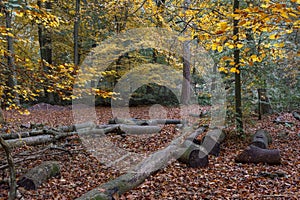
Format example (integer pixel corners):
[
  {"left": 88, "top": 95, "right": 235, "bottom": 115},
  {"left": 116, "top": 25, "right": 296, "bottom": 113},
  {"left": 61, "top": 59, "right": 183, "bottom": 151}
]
[{"left": 0, "top": 107, "right": 299, "bottom": 199}]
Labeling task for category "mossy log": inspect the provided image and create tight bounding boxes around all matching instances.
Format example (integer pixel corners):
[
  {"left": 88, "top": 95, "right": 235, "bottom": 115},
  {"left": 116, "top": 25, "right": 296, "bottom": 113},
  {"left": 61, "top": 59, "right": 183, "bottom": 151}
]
[
  {"left": 235, "top": 145, "right": 281, "bottom": 165},
  {"left": 17, "top": 161, "right": 60, "bottom": 190},
  {"left": 76, "top": 127, "right": 206, "bottom": 200}
]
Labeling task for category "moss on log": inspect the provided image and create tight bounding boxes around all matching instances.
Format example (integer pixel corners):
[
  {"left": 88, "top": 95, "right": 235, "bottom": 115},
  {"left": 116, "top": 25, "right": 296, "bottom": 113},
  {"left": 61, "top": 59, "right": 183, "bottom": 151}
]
[{"left": 17, "top": 161, "right": 60, "bottom": 190}]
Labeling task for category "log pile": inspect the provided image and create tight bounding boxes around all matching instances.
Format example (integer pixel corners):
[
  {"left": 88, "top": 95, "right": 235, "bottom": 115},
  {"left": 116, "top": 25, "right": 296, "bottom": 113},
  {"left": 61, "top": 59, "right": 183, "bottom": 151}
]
[
  {"left": 1, "top": 118, "right": 178, "bottom": 149},
  {"left": 235, "top": 130, "right": 281, "bottom": 165},
  {"left": 178, "top": 128, "right": 225, "bottom": 167}
]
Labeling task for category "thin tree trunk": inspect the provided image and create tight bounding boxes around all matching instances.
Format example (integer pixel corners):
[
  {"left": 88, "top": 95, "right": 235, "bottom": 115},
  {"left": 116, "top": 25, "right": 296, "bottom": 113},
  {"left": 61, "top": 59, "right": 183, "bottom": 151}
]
[
  {"left": 180, "top": 0, "right": 191, "bottom": 105},
  {"left": 181, "top": 41, "right": 191, "bottom": 105},
  {"left": 0, "top": 103, "right": 4, "bottom": 124},
  {"left": 233, "top": 0, "right": 243, "bottom": 134},
  {"left": 5, "top": 8, "right": 19, "bottom": 106},
  {"left": 74, "top": 0, "right": 80, "bottom": 66},
  {"left": 0, "top": 137, "right": 16, "bottom": 200}
]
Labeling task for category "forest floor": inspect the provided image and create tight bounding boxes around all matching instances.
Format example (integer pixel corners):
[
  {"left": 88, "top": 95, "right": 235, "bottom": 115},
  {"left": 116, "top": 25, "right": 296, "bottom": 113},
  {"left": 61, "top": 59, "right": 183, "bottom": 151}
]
[{"left": 0, "top": 104, "right": 299, "bottom": 199}]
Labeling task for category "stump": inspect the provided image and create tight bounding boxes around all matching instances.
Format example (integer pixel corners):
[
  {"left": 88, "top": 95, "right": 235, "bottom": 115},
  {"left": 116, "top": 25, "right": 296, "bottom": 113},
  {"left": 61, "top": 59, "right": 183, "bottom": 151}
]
[
  {"left": 251, "top": 129, "right": 272, "bottom": 149},
  {"left": 17, "top": 161, "right": 61, "bottom": 190}
]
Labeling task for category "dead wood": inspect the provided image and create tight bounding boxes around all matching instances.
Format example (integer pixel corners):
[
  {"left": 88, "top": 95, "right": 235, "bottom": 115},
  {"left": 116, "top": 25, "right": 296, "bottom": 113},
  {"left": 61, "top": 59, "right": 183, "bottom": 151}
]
[
  {"left": 0, "top": 136, "right": 17, "bottom": 200},
  {"left": 109, "top": 118, "right": 185, "bottom": 126},
  {"left": 251, "top": 129, "right": 272, "bottom": 149},
  {"left": 235, "top": 130, "right": 280, "bottom": 165},
  {"left": 17, "top": 161, "right": 60, "bottom": 190},
  {"left": 235, "top": 145, "right": 281, "bottom": 165},
  {"left": 76, "top": 127, "right": 206, "bottom": 200}
]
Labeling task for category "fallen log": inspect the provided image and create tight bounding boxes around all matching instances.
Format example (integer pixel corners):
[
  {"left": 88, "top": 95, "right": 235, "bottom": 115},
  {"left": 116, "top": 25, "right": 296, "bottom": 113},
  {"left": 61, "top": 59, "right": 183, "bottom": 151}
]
[
  {"left": 119, "top": 125, "right": 161, "bottom": 135},
  {"left": 108, "top": 118, "right": 185, "bottom": 126},
  {"left": 201, "top": 129, "right": 226, "bottom": 156},
  {"left": 58, "top": 121, "right": 96, "bottom": 132},
  {"left": 4, "top": 135, "right": 53, "bottom": 148},
  {"left": 17, "top": 161, "right": 60, "bottom": 190},
  {"left": 235, "top": 129, "right": 280, "bottom": 165},
  {"left": 76, "top": 127, "right": 206, "bottom": 200},
  {"left": 235, "top": 145, "right": 281, "bottom": 165},
  {"left": 178, "top": 140, "right": 209, "bottom": 167},
  {"left": 0, "top": 130, "right": 45, "bottom": 140}
]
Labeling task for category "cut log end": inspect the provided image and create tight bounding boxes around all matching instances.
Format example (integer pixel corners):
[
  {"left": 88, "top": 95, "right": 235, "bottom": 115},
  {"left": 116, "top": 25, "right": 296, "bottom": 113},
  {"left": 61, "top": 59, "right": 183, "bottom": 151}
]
[{"left": 17, "top": 161, "right": 61, "bottom": 190}]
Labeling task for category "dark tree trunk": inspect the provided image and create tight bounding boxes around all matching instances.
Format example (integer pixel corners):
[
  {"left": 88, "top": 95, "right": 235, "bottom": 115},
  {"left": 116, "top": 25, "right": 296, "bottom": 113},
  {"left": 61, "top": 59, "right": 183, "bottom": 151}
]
[
  {"left": 38, "top": 0, "right": 55, "bottom": 104},
  {"left": 258, "top": 88, "right": 273, "bottom": 120},
  {"left": 17, "top": 161, "right": 60, "bottom": 190},
  {"left": 233, "top": 0, "right": 243, "bottom": 134},
  {"left": 0, "top": 103, "right": 4, "bottom": 124},
  {"left": 5, "top": 8, "right": 19, "bottom": 106},
  {"left": 74, "top": 0, "right": 80, "bottom": 66}
]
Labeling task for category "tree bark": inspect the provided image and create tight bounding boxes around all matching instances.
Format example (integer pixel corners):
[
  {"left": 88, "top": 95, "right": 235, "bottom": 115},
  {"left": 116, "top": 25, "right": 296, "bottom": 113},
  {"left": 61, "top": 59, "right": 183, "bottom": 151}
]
[
  {"left": 38, "top": 0, "right": 55, "bottom": 104},
  {"left": 74, "top": 0, "right": 80, "bottom": 66},
  {"left": 258, "top": 88, "right": 273, "bottom": 120},
  {"left": 17, "top": 161, "right": 60, "bottom": 190},
  {"left": 233, "top": 0, "right": 243, "bottom": 134},
  {"left": 5, "top": 7, "right": 19, "bottom": 106},
  {"left": 0, "top": 137, "right": 16, "bottom": 200},
  {"left": 251, "top": 129, "right": 272, "bottom": 149},
  {"left": 0, "top": 104, "right": 4, "bottom": 124},
  {"left": 108, "top": 118, "right": 185, "bottom": 126},
  {"left": 235, "top": 130, "right": 280, "bottom": 165},
  {"left": 235, "top": 145, "right": 281, "bottom": 165},
  {"left": 181, "top": 40, "right": 191, "bottom": 105}
]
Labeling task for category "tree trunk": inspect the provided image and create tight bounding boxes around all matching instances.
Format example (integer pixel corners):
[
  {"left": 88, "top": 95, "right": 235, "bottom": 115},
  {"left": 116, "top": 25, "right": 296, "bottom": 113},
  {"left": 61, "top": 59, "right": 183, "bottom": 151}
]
[
  {"left": 17, "top": 161, "right": 60, "bottom": 190},
  {"left": 233, "top": 0, "right": 243, "bottom": 134},
  {"left": 74, "top": 0, "right": 80, "bottom": 66},
  {"left": 258, "top": 88, "right": 273, "bottom": 120},
  {"left": 0, "top": 137, "right": 16, "bottom": 200},
  {"left": 0, "top": 103, "right": 4, "bottom": 124},
  {"left": 235, "top": 145, "right": 281, "bottom": 165},
  {"left": 5, "top": 8, "right": 19, "bottom": 106},
  {"left": 38, "top": 0, "right": 55, "bottom": 104},
  {"left": 181, "top": 40, "right": 191, "bottom": 105}
]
